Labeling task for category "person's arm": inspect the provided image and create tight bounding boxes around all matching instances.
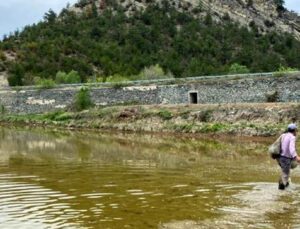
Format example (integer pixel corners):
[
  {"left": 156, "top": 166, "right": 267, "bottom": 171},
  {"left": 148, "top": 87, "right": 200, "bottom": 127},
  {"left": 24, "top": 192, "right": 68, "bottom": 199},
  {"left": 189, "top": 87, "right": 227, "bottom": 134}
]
[{"left": 290, "top": 136, "right": 300, "bottom": 162}]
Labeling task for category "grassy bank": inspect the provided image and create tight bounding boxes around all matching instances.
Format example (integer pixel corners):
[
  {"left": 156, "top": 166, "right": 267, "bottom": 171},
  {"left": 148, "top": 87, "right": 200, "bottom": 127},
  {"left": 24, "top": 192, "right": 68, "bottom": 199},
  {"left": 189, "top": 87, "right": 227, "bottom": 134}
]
[{"left": 0, "top": 103, "right": 299, "bottom": 136}]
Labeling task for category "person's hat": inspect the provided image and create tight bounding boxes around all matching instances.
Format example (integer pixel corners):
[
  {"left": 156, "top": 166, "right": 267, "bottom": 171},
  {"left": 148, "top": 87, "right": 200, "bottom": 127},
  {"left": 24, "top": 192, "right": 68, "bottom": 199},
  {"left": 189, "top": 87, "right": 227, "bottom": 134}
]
[{"left": 288, "top": 123, "right": 297, "bottom": 130}]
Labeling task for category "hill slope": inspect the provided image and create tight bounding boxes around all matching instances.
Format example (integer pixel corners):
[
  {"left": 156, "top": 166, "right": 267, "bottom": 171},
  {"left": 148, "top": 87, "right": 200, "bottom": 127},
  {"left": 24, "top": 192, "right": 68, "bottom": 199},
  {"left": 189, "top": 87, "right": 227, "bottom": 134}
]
[{"left": 0, "top": 0, "right": 300, "bottom": 86}]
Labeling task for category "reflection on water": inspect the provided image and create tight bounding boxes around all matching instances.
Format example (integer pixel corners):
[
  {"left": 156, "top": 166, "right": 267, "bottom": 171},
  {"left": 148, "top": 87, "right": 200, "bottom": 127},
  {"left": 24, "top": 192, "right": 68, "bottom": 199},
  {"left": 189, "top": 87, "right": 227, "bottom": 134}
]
[
  {"left": 0, "top": 128, "right": 299, "bottom": 228},
  {"left": 162, "top": 183, "right": 300, "bottom": 229}
]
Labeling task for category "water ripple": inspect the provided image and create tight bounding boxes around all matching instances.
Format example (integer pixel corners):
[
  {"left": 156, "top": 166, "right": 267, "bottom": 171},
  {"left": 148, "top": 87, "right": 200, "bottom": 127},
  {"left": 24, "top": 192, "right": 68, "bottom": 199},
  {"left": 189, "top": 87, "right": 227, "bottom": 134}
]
[{"left": 0, "top": 174, "right": 82, "bottom": 229}]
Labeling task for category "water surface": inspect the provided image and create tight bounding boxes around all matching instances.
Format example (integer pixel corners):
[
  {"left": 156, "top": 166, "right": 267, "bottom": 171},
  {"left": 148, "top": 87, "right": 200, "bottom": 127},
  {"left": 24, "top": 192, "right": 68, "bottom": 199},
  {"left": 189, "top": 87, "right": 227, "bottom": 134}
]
[{"left": 0, "top": 128, "right": 299, "bottom": 228}]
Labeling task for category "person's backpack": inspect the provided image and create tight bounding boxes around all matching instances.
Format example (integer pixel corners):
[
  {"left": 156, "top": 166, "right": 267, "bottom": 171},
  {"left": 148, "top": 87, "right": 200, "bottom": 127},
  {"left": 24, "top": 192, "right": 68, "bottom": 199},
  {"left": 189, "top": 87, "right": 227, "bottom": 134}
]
[{"left": 268, "top": 135, "right": 282, "bottom": 159}]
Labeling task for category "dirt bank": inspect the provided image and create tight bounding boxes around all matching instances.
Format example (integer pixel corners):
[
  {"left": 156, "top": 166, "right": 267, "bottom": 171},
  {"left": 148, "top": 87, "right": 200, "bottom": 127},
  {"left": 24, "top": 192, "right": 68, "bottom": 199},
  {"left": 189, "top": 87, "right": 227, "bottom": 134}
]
[{"left": 0, "top": 103, "right": 299, "bottom": 136}]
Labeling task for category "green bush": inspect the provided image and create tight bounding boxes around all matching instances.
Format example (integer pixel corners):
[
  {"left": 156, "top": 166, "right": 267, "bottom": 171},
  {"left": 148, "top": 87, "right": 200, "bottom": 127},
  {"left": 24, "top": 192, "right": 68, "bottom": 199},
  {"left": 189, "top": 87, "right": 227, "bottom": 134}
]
[
  {"left": 228, "top": 63, "right": 250, "bottom": 74},
  {"left": 35, "top": 78, "right": 56, "bottom": 89},
  {"left": 0, "top": 62, "right": 5, "bottom": 72},
  {"left": 0, "top": 51, "right": 6, "bottom": 61},
  {"left": 55, "top": 70, "right": 81, "bottom": 84},
  {"left": 67, "top": 70, "right": 81, "bottom": 83},
  {"left": 55, "top": 71, "right": 67, "bottom": 84},
  {"left": 201, "top": 123, "right": 227, "bottom": 133},
  {"left": 106, "top": 74, "right": 129, "bottom": 83},
  {"left": 198, "top": 110, "right": 213, "bottom": 122},
  {"left": 43, "top": 111, "right": 65, "bottom": 120},
  {"left": 158, "top": 109, "right": 173, "bottom": 120},
  {"left": 42, "top": 111, "right": 73, "bottom": 122},
  {"left": 274, "top": 65, "right": 298, "bottom": 77},
  {"left": 139, "top": 64, "right": 174, "bottom": 80},
  {"left": 74, "top": 87, "right": 93, "bottom": 111},
  {"left": 7, "top": 63, "right": 24, "bottom": 86},
  {"left": 2, "top": 0, "right": 300, "bottom": 85}
]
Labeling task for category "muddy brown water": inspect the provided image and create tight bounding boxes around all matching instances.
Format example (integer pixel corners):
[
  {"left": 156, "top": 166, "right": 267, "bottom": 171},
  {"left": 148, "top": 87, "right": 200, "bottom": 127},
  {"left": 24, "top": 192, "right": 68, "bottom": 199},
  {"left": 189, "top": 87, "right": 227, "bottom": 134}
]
[{"left": 0, "top": 127, "right": 300, "bottom": 229}]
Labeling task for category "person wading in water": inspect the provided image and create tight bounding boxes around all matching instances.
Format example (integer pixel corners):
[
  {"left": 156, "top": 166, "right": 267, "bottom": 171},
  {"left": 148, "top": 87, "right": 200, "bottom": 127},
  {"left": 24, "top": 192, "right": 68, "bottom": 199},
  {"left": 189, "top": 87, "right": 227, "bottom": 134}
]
[{"left": 278, "top": 123, "right": 299, "bottom": 190}]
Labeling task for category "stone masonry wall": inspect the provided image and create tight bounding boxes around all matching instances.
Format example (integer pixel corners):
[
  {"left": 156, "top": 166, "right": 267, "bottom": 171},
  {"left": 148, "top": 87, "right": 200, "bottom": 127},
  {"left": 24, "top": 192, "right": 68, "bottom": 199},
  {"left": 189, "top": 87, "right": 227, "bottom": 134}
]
[{"left": 0, "top": 75, "right": 299, "bottom": 114}]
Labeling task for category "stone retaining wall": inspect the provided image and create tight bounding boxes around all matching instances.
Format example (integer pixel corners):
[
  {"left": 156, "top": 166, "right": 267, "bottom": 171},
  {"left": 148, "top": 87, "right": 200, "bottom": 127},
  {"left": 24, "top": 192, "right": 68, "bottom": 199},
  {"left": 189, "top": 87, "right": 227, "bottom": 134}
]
[{"left": 0, "top": 74, "right": 299, "bottom": 114}]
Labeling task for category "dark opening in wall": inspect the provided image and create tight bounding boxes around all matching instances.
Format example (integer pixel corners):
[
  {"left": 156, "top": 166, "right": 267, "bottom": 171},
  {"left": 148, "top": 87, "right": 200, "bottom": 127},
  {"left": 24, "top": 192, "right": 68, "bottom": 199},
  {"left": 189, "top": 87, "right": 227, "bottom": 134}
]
[{"left": 189, "top": 92, "right": 198, "bottom": 104}]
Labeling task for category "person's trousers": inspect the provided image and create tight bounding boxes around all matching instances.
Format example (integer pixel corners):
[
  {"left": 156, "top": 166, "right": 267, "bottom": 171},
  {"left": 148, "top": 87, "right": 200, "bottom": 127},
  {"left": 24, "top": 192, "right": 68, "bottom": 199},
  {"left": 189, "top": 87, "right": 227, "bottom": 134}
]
[{"left": 278, "top": 157, "right": 292, "bottom": 186}]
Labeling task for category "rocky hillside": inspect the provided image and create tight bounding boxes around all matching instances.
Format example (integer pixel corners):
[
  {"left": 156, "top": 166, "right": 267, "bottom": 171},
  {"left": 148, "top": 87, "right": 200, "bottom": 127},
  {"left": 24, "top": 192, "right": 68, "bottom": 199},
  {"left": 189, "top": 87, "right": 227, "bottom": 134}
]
[
  {"left": 1, "top": 0, "right": 300, "bottom": 86},
  {"left": 71, "top": 0, "right": 300, "bottom": 39}
]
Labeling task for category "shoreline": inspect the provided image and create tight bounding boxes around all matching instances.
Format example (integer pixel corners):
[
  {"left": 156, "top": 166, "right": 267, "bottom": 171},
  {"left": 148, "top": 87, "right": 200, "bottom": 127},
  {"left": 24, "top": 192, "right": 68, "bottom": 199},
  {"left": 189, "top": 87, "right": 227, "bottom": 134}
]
[{"left": 0, "top": 103, "right": 299, "bottom": 137}]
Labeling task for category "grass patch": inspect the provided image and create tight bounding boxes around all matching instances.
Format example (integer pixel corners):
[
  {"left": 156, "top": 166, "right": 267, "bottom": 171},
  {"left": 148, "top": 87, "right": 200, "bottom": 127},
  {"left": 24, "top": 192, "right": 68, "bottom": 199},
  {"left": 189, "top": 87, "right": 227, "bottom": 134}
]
[
  {"left": 158, "top": 109, "right": 173, "bottom": 120},
  {"left": 171, "top": 123, "right": 194, "bottom": 132},
  {"left": 97, "top": 107, "right": 118, "bottom": 119},
  {"left": 52, "top": 112, "right": 73, "bottom": 121},
  {"left": 199, "top": 123, "right": 228, "bottom": 133},
  {"left": 43, "top": 111, "right": 65, "bottom": 120},
  {"left": 179, "top": 110, "right": 190, "bottom": 119}
]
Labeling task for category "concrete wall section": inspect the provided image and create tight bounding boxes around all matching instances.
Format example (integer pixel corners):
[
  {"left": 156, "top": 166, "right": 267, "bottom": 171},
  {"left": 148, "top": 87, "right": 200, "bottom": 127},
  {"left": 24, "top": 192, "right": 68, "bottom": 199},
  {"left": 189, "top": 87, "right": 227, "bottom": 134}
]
[
  {"left": 91, "top": 85, "right": 160, "bottom": 106},
  {"left": 0, "top": 75, "right": 299, "bottom": 114},
  {"left": 157, "top": 77, "right": 300, "bottom": 104},
  {"left": 0, "top": 89, "right": 76, "bottom": 114}
]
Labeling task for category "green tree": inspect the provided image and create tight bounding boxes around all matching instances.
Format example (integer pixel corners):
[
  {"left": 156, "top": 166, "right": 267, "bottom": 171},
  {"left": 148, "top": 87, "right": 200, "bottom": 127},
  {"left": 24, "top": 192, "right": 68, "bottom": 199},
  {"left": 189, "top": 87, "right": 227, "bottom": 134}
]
[
  {"left": 1, "top": 0, "right": 300, "bottom": 85},
  {"left": 44, "top": 9, "right": 57, "bottom": 23},
  {"left": 8, "top": 64, "right": 25, "bottom": 86},
  {"left": 274, "top": 0, "right": 285, "bottom": 11}
]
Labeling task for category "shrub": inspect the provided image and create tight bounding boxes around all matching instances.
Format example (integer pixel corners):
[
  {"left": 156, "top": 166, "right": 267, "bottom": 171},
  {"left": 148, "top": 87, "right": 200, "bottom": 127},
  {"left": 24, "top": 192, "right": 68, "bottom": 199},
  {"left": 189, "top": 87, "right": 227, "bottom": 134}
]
[
  {"left": 198, "top": 110, "right": 213, "bottom": 122},
  {"left": 180, "top": 111, "right": 190, "bottom": 119},
  {"left": 7, "top": 63, "right": 24, "bottom": 86},
  {"left": 74, "top": 87, "right": 93, "bottom": 111},
  {"left": 106, "top": 74, "right": 129, "bottom": 83},
  {"left": 0, "top": 62, "right": 5, "bottom": 72},
  {"left": 55, "top": 71, "right": 68, "bottom": 84},
  {"left": 55, "top": 70, "right": 81, "bottom": 84},
  {"left": 274, "top": 65, "right": 298, "bottom": 77},
  {"left": 112, "top": 82, "right": 130, "bottom": 89},
  {"left": 0, "top": 51, "right": 6, "bottom": 61},
  {"left": 264, "top": 20, "right": 275, "bottom": 28},
  {"left": 158, "top": 109, "right": 173, "bottom": 120},
  {"left": 35, "top": 78, "right": 56, "bottom": 89},
  {"left": 67, "top": 70, "right": 81, "bottom": 83},
  {"left": 228, "top": 63, "right": 250, "bottom": 74},
  {"left": 139, "top": 64, "right": 174, "bottom": 80},
  {"left": 87, "top": 76, "right": 105, "bottom": 83}
]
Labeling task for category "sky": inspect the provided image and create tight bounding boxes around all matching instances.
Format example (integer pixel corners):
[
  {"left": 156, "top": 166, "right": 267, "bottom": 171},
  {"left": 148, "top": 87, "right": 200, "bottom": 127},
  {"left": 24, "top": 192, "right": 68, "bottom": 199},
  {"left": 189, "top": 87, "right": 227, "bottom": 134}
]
[{"left": 0, "top": 0, "right": 299, "bottom": 38}]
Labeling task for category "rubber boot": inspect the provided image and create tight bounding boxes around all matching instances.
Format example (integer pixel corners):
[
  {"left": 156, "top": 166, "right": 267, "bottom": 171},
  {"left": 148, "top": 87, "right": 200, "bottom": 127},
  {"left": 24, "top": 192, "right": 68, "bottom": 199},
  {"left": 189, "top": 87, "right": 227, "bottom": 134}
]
[{"left": 278, "top": 182, "right": 285, "bottom": 190}]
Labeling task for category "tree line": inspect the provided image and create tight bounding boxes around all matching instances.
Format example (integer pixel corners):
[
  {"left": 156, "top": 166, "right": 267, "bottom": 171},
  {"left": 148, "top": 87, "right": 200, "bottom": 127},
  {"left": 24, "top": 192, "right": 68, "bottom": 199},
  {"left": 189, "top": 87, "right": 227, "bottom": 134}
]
[{"left": 0, "top": 0, "right": 299, "bottom": 86}]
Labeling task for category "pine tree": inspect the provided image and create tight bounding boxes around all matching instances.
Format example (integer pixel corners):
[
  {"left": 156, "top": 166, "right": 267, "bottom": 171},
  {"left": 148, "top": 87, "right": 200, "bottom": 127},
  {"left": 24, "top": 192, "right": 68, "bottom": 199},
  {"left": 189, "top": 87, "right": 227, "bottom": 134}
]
[
  {"left": 274, "top": 0, "right": 285, "bottom": 11},
  {"left": 44, "top": 9, "right": 57, "bottom": 23}
]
